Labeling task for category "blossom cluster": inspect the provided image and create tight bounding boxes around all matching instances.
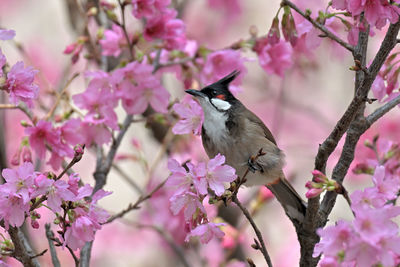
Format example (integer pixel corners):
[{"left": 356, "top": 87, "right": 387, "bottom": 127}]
[
  {"left": 305, "top": 170, "right": 340, "bottom": 199},
  {"left": 0, "top": 162, "right": 111, "bottom": 251},
  {"left": 166, "top": 154, "right": 237, "bottom": 244},
  {"left": 332, "top": 0, "right": 400, "bottom": 29},
  {"left": 0, "top": 45, "right": 39, "bottom": 108},
  {"left": 314, "top": 138, "right": 400, "bottom": 266}
]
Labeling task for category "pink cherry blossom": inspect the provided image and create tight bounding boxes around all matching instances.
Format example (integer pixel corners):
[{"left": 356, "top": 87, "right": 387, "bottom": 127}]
[
  {"left": 46, "top": 180, "right": 76, "bottom": 213},
  {"left": 205, "top": 154, "right": 237, "bottom": 196},
  {"left": 64, "top": 215, "right": 98, "bottom": 250},
  {"left": 79, "top": 118, "right": 112, "bottom": 146},
  {"left": 117, "top": 62, "right": 170, "bottom": 114},
  {"left": 0, "top": 190, "right": 30, "bottom": 229},
  {"left": 257, "top": 40, "right": 293, "bottom": 77},
  {"left": 131, "top": 0, "right": 170, "bottom": 19},
  {"left": 370, "top": 166, "right": 400, "bottom": 201},
  {"left": 188, "top": 162, "right": 208, "bottom": 195},
  {"left": 1, "top": 162, "right": 35, "bottom": 204},
  {"left": 170, "top": 191, "right": 206, "bottom": 221},
  {"left": 0, "top": 29, "right": 15, "bottom": 40},
  {"left": 332, "top": 0, "right": 400, "bottom": 29},
  {"left": 185, "top": 222, "right": 225, "bottom": 244},
  {"left": 131, "top": 0, "right": 156, "bottom": 18},
  {"left": 314, "top": 220, "right": 352, "bottom": 258},
  {"left": 4, "top": 61, "right": 39, "bottom": 107},
  {"left": 63, "top": 186, "right": 110, "bottom": 250},
  {"left": 172, "top": 97, "right": 204, "bottom": 135},
  {"left": 371, "top": 75, "right": 386, "bottom": 101},
  {"left": 164, "top": 19, "right": 187, "bottom": 50},
  {"left": 201, "top": 49, "right": 247, "bottom": 95},
  {"left": 25, "top": 120, "right": 65, "bottom": 159},
  {"left": 99, "top": 24, "right": 126, "bottom": 57},
  {"left": 72, "top": 81, "right": 118, "bottom": 130},
  {"left": 166, "top": 158, "right": 194, "bottom": 195}
]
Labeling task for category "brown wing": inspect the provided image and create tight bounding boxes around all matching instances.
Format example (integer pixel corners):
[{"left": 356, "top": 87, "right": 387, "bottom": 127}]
[{"left": 235, "top": 105, "right": 277, "bottom": 145}]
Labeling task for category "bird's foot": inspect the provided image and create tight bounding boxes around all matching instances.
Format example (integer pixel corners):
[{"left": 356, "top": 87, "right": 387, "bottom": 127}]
[{"left": 247, "top": 157, "right": 263, "bottom": 173}]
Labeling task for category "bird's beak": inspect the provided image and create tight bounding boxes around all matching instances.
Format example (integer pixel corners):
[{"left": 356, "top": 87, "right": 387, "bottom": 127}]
[{"left": 185, "top": 89, "right": 206, "bottom": 98}]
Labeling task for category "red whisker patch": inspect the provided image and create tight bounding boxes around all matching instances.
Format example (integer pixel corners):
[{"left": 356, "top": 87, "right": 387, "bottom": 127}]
[{"left": 216, "top": 94, "right": 226, "bottom": 100}]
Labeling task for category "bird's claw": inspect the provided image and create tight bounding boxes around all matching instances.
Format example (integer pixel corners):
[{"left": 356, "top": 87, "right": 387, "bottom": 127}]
[{"left": 247, "top": 157, "right": 262, "bottom": 173}]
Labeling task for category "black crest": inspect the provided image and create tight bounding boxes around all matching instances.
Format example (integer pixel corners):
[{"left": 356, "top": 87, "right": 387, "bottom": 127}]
[{"left": 200, "top": 70, "right": 240, "bottom": 101}]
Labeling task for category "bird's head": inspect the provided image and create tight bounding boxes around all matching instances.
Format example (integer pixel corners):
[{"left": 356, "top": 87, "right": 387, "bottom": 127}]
[{"left": 185, "top": 70, "right": 240, "bottom": 113}]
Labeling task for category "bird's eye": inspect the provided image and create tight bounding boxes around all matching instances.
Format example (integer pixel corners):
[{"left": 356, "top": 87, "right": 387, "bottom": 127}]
[{"left": 211, "top": 90, "right": 217, "bottom": 96}]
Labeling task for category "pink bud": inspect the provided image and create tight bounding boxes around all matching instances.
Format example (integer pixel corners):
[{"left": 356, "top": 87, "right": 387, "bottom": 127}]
[
  {"left": 74, "top": 144, "right": 85, "bottom": 161},
  {"left": 306, "top": 188, "right": 323, "bottom": 199},
  {"left": 31, "top": 219, "right": 39, "bottom": 229},
  {"left": 63, "top": 43, "right": 76, "bottom": 54},
  {"left": 311, "top": 170, "right": 328, "bottom": 183},
  {"left": 305, "top": 181, "right": 313, "bottom": 189},
  {"left": 10, "top": 149, "right": 21, "bottom": 166},
  {"left": 21, "top": 146, "right": 32, "bottom": 163},
  {"left": 267, "top": 17, "right": 280, "bottom": 45}
]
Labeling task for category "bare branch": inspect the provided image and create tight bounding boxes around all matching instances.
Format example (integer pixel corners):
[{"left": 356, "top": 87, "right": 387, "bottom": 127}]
[
  {"left": 366, "top": 94, "right": 400, "bottom": 126},
  {"left": 135, "top": 224, "right": 191, "bottom": 267},
  {"left": 232, "top": 195, "right": 273, "bottom": 267},
  {"left": 0, "top": 103, "right": 34, "bottom": 122},
  {"left": 93, "top": 114, "right": 133, "bottom": 193},
  {"left": 45, "top": 224, "right": 61, "bottom": 267},
  {"left": 281, "top": 0, "right": 354, "bottom": 52},
  {"left": 104, "top": 178, "right": 167, "bottom": 224},
  {"left": 8, "top": 226, "right": 40, "bottom": 267}
]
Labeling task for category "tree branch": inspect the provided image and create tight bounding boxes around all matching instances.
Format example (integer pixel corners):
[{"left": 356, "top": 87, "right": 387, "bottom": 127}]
[
  {"left": 232, "top": 195, "right": 273, "bottom": 267},
  {"left": 281, "top": 0, "right": 354, "bottom": 52},
  {"left": 93, "top": 114, "right": 133, "bottom": 193},
  {"left": 45, "top": 224, "right": 61, "bottom": 267},
  {"left": 104, "top": 178, "right": 167, "bottom": 224},
  {"left": 8, "top": 226, "right": 40, "bottom": 267},
  {"left": 366, "top": 94, "right": 400, "bottom": 126}
]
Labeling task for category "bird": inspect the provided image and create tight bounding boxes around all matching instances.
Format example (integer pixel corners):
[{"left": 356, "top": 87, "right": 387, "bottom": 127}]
[{"left": 185, "top": 70, "right": 306, "bottom": 223}]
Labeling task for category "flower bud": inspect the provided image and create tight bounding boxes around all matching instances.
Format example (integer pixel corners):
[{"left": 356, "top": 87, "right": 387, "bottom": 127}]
[
  {"left": 10, "top": 149, "right": 20, "bottom": 166},
  {"left": 21, "top": 146, "right": 32, "bottom": 163},
  {"left": 63, "top": 43, "right": 76, "bottom": 54},
  {"left": 31, "top": 219, "right": 39, "bottom": 229},
  {"left": 311, "top": 170, "right": 328, "bottom": 183},
  {"left": 74, "top": 144, "right": 85, "bottom": 162},
  {"left": 306, "top": 188, "right": 323, "bottom": 198},
  {"left": 267, "top": 17, "right": 280, "bottom": 45}
]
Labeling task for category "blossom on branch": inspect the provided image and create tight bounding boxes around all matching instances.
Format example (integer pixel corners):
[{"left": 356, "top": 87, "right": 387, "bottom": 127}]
[
  {"left": 4, "top": 61, "right": 39, "bottom": 107},
  {"left": 172, "top": 97, "right": 204, "bottom": 135}
]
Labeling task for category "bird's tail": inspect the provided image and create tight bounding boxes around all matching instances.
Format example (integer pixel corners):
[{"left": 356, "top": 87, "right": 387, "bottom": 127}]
[{"left": 267, "top": 173, "right": 307, "bottom": 224}]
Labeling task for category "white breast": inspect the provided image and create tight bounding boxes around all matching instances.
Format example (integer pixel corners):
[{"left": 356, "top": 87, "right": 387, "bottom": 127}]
[{"left": 199, "top": 98, "right": 229, "bottom": 145}]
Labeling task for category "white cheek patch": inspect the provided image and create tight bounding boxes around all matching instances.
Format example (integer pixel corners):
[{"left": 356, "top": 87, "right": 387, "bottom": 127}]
[{"left": 211, "top": 98, "right": 231, "bottom": 110}]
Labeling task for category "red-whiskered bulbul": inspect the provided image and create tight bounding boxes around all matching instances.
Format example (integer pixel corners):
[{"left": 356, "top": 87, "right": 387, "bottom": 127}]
[{"left": 186, "top": 70, "right": 306, "bottom": 223}]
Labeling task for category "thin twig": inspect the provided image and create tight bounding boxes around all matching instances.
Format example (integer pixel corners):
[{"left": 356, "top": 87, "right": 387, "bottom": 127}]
[
  {"left": 134, "top": 223, "right": 191, "bottom": 267},
  {"left": 45, "top": 73, "right": 80, "bottom": 120},
  {"left": 30, "top": 249, "right": 47, "bottom": 259},
  {"left": 366, "top": 94, "right": 400, "bottom": 125},
  {"left": 281, "top": 0, "right": 354, "bottom": 52},
  {"left": 104, "top": 178, "right": 168, "bottom": 224},
  {"left": 117, "top": 0, "right": 135, "bottom": 61},
  {"left": 45, "top": 224, "right": 61, "bottom": 267},
  {"left": 0, "top": 103, "right": 34, "bottom": 122},
  {"left": 66, "top": 245, "right": 79, "bottom": 267},
  {"left": 232, "top": 195, "right": 273, "bottom": 267}
]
